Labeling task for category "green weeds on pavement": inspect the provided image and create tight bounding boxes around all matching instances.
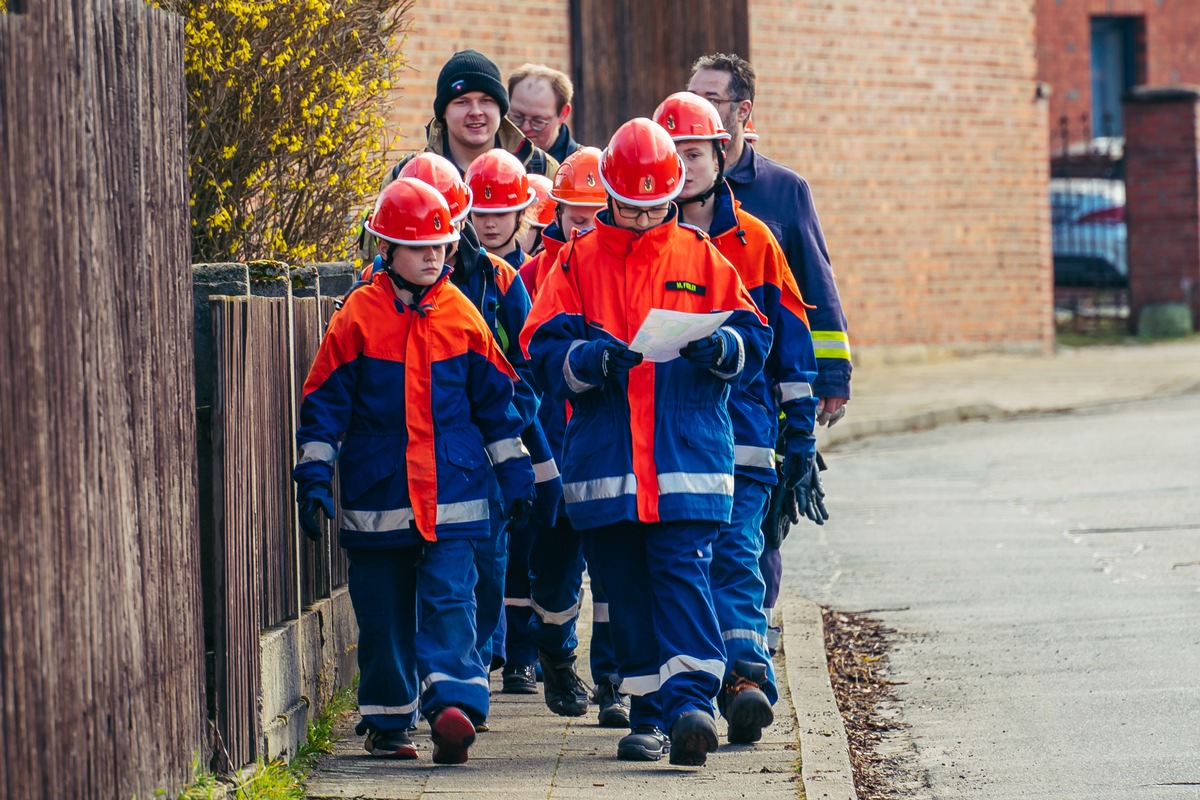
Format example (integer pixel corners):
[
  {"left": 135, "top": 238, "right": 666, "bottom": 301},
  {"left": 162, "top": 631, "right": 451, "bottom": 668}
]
[{"left": 175, "top": 684, "right": 358, "bottom": 800}]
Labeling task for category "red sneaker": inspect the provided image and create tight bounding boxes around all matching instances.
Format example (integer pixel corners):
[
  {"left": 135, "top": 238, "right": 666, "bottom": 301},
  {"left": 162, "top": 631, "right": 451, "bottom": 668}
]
[{"left": 430, "top": 706, "right": 476, "bottom": 765}]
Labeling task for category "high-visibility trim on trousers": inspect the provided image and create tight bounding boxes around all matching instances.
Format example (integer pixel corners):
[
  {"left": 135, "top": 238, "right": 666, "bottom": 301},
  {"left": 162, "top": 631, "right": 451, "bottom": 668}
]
[
  {"left": 619, "top": 654, "right": 726, "bottom": 697},
  {"left": 359, "top": 700, "right": 419, "bottom": 716},
  {"left": 592, "top": 601, "right": 609, "bottom": 623},
  {"left": 421, "top": 672, "right": 491, "bottom": 692},
  {"left": 531, "top": 595, "right": 582, "bottom": 626},
  {"left": 722, "top": 628, "right": 768, "bottom": 650}
]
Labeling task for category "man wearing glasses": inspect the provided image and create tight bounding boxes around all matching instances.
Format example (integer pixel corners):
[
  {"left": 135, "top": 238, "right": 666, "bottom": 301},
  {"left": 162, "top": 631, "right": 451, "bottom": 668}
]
[
  {"left": 507, "top": 64, "right": 583, "bottom": 165},
  {"left": 522, "top": 118, "right": 772, "bottom": 768},
  {"left": 689, "top": 53, "right": 852, "bottom": 652}
]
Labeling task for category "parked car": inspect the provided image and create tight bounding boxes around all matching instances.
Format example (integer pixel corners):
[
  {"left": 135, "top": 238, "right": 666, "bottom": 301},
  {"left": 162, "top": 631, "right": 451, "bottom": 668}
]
[{"left": 1050, "top": 177, "right": 1127, "bottom": 288}]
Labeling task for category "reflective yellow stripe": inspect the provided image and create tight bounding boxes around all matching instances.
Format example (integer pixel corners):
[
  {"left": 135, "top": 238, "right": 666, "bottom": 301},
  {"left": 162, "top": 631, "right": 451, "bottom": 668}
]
[{"left": 811, "top": 330, "right": 852, "bottom": 361}]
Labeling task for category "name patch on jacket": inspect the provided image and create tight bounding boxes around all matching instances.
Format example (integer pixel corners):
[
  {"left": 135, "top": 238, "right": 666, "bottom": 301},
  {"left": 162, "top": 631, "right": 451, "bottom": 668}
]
[{"left": 665, "top": 280, "right": 706, "bottom": 296}]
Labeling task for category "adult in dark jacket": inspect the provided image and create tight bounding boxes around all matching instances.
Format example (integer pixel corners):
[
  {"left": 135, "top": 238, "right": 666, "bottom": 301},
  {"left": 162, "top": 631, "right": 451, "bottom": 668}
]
[{"left": 507, "top": 63, "right": 584, "bottom": 165}]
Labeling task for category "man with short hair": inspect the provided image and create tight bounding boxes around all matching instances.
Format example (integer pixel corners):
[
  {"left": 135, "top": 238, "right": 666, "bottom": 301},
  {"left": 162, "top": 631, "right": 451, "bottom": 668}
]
[
  {"left": 689, "top": 52, "right": 850, "bottom": 651},
  {"left": 507, "top": 63, "right": 582, "bottom": 165},
  {"left": 384, "top": 50, "right": 558, "bottom": 189}
]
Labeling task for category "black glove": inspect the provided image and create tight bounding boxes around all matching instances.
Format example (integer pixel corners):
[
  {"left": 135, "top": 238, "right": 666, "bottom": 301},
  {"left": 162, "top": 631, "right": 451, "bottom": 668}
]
[
  {"left": 680, "top": 328, "right": 739, "bottom": 371},
  {"left": 508, "top": 495, "right": 535, "bottom": 529},
  {"left": 782, "top": 451, "right": 828, "bottom": 526},
  {"left": 569, "top": 339, "right": 644, "bottom": 385},
  {"left": 298, "top": 482, "right": 336, "bottom": 542},
  {"left": 762, "top": 478, "right": 792, "bottom": 550}
]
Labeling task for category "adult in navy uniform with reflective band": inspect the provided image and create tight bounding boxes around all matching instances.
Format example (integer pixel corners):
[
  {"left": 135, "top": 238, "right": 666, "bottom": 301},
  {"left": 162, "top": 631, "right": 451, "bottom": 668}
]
[
  {"left": 653, "top": 92, "right": 821, "bottom": 746},
  {"left": 518, "top": 147, "right": 628, "bottom": 727},
  {"left": 391, "top": 153, "right": 560, "bottom": 693},
  {"left": 689, "top": 53, "right": 849, "bottom": 643},
  {"left": 294, "top": 178, "right": 535, "bottom": 765},
  {"left": 521, "top": 119, "right": 772, "bottom": 768}
]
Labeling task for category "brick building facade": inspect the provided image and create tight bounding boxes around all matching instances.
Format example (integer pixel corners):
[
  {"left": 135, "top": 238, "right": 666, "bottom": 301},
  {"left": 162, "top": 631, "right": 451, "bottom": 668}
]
[
  {"left": 381, "top": 1, "right": 1052, "bottom": 353},
  {"left": 1036, "top": 0, "right": 1200, "bottom": 143}
]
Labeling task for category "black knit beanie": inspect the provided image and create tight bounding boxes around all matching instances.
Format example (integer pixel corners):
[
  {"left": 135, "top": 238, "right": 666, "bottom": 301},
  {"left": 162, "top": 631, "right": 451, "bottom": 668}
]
[{"left": 434, "top": 49, "right": 510, "bottom": 120}]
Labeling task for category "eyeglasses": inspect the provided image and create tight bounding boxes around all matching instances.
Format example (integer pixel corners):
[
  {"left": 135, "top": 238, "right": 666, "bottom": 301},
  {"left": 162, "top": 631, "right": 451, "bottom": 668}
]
[
  {"left": 508, "top": 111, "right": 553, "bottom": 132},
  {"left": 704, "top": 96, "right": 741, "bottom": 107},
  {"left": 612, "top": 201, "right": 672, "bottom": 221}
]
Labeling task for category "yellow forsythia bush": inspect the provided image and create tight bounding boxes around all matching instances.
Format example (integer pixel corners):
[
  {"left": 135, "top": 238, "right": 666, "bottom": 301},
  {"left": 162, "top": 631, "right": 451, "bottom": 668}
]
[{"left": 164, "top": 0, "right": 413, "bottom": 263}]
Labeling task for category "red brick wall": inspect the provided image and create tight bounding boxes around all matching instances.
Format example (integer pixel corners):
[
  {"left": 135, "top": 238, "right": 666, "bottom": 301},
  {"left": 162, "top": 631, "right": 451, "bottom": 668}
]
[
  {"left": 380, "top": 0, "right": 572, "bottom": 173},
  {"left": 1123, "top": 91, "right": 1200, "bottom": 324},
  {"left": 1036, "top": 0, "right": 1200, "bottom": 143},
  {"left": 379, "top": 0, "right": 1054, "bottom": 351},
  {"left": 750, "top": 0, "right": 1053, "bottom": 350}
]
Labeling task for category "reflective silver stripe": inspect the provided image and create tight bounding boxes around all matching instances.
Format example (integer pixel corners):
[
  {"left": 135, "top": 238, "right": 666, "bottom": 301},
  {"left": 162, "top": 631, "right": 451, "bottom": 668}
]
[
  {"left": 563, "top": 339, "right": 598, "bottom": 393},
  {"left": 359, "top": 700, "right": 419, "bottom": 715},
  {"left": 711, "top": 327, "right": 745, "bottom": 380},
  {"left": 298, "top": 441, "right": 337, "bottom": 465},
  {"left": 437, "top": 499, "right": 490, "bottom": 525},
  {"left": 485, "top": 436, "right": 528, "bottom": 465},
  {"left": 421, "top": 672, "right": 491, "bottom": 692},
  {"left": 777, "top": 381, "right": 814, "bottom": 403},
  {"left": 504, "top": 597, "right": 533, "bottom": 607},
  {"left": 532, "top": 596, "right": 581, "bottom": 626},
  {"left": 563, "top": 473, "right": 637, "bottom": 504},
  {"left": 592, "top": 601, "right": 609, "bottom": 623},
  {"left": 658, "top": 472, "right": 735, "bottom": 496},
  {"left": 620, "top": 654, "right": 727, "bottom": 697},
  {"left": 533, "top": 459, "right": 560, "bottom": 484},
  {"left": 342, "top": 507, "right": 414, "bottom": 532},
  {"left": 722, "top": 628, "right": 769, "bottom": 650},
  {"left": 734, "top": 445, "right": 776, "bottom": 470}
]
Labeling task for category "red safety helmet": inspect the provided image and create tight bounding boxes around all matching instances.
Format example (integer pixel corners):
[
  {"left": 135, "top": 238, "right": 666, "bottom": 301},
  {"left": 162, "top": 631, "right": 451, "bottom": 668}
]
[
  {"left": 652, "top": 92, "right": 731, "bottom": 144},
  {"left": 365, "top": 177, "right": 460, "bottom": 246},
  {"left": 599, "top": 118, "right": 685, "bottom": 207},
  {"left": 549, "top": 146, "right": 607, "bottom": 208},
  {"left": 744, "top": 116, "right": 759, "bottom": 143},
  {"left": 465, "top": 149, "right": 536, "bottom": 213},
  {"left": 398, "top": 152, "right": 473, "bottom": 224},
  {"left": 527, "top": 173, "right": 556, "bottom": 227}
]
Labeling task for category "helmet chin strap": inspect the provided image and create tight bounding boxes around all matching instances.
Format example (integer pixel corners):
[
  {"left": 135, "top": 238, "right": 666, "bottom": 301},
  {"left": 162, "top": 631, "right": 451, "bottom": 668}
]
[
  {"left": 382, "top": 242, "right": 433, "bottom": 309},
  {"left": 676, "top": 145, "right": 726, "bottom": 208}
]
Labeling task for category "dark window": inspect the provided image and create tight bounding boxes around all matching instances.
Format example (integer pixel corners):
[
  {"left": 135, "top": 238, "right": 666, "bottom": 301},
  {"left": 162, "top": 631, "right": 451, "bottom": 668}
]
[{"left": 1089, "top": 16, "right": 1143, "bottom": 138}]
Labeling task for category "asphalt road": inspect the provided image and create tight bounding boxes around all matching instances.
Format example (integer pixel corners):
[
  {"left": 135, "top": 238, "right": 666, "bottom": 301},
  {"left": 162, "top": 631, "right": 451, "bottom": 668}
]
[{"left": 782, "top": 393, "right": 1200, "bottom": 800}]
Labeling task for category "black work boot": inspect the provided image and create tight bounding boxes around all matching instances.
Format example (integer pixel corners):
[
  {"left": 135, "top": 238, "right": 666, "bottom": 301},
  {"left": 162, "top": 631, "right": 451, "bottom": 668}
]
[
  {"left": 538, "top": 652, "right": 590, "bottom": 716},
  {"left": 617, "top": 725, "right": 670, "bottom": 761},
  {"left": 593, "top": 676, "right": 631, "bottom": 728},
  {"left": 722, "top": 659, "right": 775, "bottom": 744},
  {"left": 668, "top": 710, "right": 719, "bottom": 766},
  {"left": 501, "top": 662, "right": 538, "bottom": 694}
]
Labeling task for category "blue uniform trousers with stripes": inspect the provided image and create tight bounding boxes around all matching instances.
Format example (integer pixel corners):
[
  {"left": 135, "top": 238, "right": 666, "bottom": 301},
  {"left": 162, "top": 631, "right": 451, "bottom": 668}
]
[
  {"left": 474, "top": 489, "right": 509, "bottom": 672},
  {"left": 502, "top": 517, "right": 539, "bottom": 667},
  {"left": 585, "top": 520, "right": 725, "bottom": 732},
  {"left": 714, "top": 477, "right": 778, "bottom": 706},
  {"left": 528, "top": 516, "right": 619, "bottom": 681},
  {"left": 759, "top": 546, "right": 783, "bottom": 619},
  {"left": 347, "top": 541, "right": 489, "bottom": 731}
]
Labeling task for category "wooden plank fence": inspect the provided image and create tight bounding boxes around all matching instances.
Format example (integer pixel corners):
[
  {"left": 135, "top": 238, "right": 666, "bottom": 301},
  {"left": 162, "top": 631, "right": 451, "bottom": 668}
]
[
  {"left": 204, "top": 273, "right": 354, "bottom": 771},
  {"left": 0, "top": 1, "right": 207, "bottom": 797}
]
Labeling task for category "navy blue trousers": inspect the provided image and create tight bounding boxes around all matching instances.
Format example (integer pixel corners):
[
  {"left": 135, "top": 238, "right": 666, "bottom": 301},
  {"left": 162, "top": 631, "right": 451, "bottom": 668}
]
[
  {"left": 585, "top": 519, "right": 725, "bottom": 732},
  {"left": 714, "top": 477, "right": 777, "bottom": 705},
  {"left": 347, "top": 541, "right": 489, "bottom": 731}
]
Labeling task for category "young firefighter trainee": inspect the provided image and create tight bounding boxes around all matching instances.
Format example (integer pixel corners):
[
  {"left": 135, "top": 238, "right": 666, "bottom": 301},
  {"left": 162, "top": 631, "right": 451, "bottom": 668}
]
[
  {"left": 521, "top": 119, "right": 772, "bottom": 768},
  {"left": 293, "top": 178, "right": 536, "bottom": 765}
]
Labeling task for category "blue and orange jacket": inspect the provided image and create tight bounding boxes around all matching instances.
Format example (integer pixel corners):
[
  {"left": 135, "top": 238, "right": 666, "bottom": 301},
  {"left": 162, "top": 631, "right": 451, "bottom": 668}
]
[
  {"left": 520, "top": 209, "right": 772, "bottom": 529},
  {"left": 706, "top": 182, "right": 820, "bottom": 483},
  {"left": 450, "top": 222, "right": 560, "bottom": 524},
  {"left": 294, "top": 269, "right": 535, "bottom": 548},
  {"left": 518, "top": 222, "right": 569, "bottom": 463},
  {"left": 726, "top": 145, "right": 851, "bottom": 400}
]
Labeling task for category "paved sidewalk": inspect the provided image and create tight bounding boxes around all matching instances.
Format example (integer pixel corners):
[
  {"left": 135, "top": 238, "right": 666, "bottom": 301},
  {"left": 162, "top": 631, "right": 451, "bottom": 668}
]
[{"left": 305, "top": 339, "right": 1200, "bottom": 800}]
